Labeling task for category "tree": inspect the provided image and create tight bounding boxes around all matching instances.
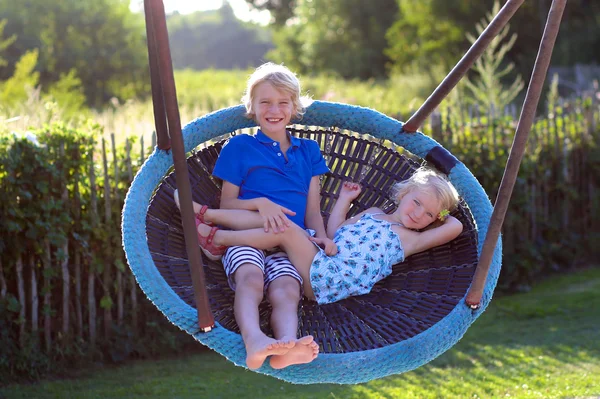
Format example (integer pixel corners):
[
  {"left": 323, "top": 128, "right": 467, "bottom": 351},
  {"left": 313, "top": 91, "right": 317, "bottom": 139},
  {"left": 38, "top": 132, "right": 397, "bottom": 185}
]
[
  {"left": 0, "top": 19, "right": 16, "bottom": 68},
  {"left": 385, "top": 0, "right": 464, "bottom": 75},
  {"left": 244, "top": 0, "right": 294, "bottom": 26},
  {"left": 462, "top": 0, "right": 524, "bottom": 112},
  {"left": 268, "top": 0, "right": 398, "bottom": 80},
  {"left": 0, "top": 0, "right": 148, "bottom": 106},
  {"left": 386, "top": 0, "right": 600, "bottom": 81}
]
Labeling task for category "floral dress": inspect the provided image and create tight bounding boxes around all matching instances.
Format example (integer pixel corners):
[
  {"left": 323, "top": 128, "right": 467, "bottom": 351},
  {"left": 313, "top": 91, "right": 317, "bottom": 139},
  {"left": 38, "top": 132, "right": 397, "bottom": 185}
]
[{"left": 309, "top": 213, "right": 405, "bottom": 304}]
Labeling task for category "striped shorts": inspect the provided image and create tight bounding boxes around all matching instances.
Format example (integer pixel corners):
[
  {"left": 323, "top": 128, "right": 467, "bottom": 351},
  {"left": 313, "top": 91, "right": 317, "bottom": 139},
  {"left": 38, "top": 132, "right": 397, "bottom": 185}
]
[{"left": 222, "top": 246, "right": 303, "bottom": 292}]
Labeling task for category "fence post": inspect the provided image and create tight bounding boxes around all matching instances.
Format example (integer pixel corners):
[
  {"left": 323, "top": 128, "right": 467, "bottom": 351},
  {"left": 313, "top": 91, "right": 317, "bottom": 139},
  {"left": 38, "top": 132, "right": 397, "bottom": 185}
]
[
  {"left": 125, "top": 138, "right": 138, "bottom": 332},
  {"left": 429, "top": 110, "right": 442, "bottom": 140},
  {"left": 101, "top": 138, "right": 113, "bottom": 338},
  {"left": 88, "top": 141, "right": 98, "bottom": 347},
  {"left": 111, "top": 134, "right": 124, "bottom": 326}
]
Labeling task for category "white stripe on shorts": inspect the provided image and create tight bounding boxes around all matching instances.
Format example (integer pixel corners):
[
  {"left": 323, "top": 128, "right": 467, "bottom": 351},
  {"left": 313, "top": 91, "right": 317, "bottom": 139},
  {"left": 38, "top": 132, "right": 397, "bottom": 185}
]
[{"left": 222, "top": 246, "right": 302, "bottom": 292}]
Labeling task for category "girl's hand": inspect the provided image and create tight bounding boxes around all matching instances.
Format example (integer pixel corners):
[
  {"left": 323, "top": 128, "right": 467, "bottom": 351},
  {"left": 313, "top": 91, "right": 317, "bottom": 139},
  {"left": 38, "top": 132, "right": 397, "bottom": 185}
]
[
  {"left": 309, "top": 236, "right": 338, "bottom": 256},
  {"left": 339, "top": 181, "right": 362, "bottom": 202},
  {"left": 257, "top": 198, "right": 296, "bottom": 233}
]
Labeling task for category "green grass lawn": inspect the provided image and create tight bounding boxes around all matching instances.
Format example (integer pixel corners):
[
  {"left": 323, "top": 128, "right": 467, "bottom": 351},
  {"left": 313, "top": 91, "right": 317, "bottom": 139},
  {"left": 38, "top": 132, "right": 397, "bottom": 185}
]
[{"left": 2, "top": 268, "right": 599, "bottom": 399}]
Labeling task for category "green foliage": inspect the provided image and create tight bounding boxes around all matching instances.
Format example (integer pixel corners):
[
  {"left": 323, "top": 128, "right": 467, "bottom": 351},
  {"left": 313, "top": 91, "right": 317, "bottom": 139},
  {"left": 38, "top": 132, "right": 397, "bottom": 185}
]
[
  {"left": 0, "top": 299, "right": 51, "bottom": 381},
  {"left": 462, "top": 0, "right": 524, "bottom": 113},
  {"left": 0, "top": 0, "right": 148, "bottom": 106},
  {"left": 46, "top": 69, "right": 87, "bottom": 118},
  {"left": 385, "top": 0, "right": 463, "bottom": 74},
  {"left": 269, "top": 0, "right": 398, "bottom": 79},
  {"left": 244, "top": 0, "right": 292, "bottom": 26},
  {"left": 0, "top": 18, "right": 16, "bottom": 67},
  {"left": 0, "top": 49, "right": 40, "bottom": 109}
]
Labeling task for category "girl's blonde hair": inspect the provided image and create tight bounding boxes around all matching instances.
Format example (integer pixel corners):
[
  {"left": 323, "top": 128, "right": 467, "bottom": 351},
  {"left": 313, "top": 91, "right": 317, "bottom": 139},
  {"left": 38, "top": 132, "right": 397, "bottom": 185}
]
[
  {"left": 241, "top": 62, "right": 312, "bottom": 121},
  {"left": 391, "top": 168, "right": 460, "bottom": 214}
]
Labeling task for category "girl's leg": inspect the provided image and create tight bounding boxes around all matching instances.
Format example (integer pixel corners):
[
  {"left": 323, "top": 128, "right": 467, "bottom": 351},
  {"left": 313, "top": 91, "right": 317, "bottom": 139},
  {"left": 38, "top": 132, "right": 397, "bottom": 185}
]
[
  {"left": 175, "top": 190, "right": 265, "bottom": 230},
  {"left": 198, "top": 223, "right": 320, "bottom": 298}
]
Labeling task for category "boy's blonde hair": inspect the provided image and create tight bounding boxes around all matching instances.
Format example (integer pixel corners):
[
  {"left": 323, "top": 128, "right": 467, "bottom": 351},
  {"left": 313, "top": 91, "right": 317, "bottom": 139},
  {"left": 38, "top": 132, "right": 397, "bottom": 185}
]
[
  {"left": 392, "top": 168, "right": 460, "bottom": 214},
  {"left": 241, "top": 62, "right": 312, "bottom": 121}
]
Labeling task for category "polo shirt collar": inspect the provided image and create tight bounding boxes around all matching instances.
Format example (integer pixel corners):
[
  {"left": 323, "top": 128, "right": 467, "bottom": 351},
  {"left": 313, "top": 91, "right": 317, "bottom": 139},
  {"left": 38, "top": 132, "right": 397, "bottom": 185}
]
[{"left": 256, "top": 129, "right": 301, "bottom": 148}]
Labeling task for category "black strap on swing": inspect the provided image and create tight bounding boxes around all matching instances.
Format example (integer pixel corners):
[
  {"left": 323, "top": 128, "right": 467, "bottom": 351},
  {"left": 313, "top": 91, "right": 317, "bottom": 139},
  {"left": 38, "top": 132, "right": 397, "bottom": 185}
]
[{"left": 144, "top": 0, "right": 215, "bottom": 331}]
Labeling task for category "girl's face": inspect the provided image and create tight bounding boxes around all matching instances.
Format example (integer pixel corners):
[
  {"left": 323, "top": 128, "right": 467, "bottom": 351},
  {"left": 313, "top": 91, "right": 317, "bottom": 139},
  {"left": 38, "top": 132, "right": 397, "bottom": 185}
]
[
  {"left": 252, "top": 82, "right": 294, "bottom": 137},
  {"left": 395, "top": 187, "right": 442, "bottom": 230}
]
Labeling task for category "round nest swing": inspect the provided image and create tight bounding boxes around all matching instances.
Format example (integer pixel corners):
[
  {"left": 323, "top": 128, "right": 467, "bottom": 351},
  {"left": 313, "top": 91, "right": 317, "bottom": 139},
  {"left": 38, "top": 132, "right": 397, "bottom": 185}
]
[
  {"left": 122, "top": 101, "right": 500, "bottom": 384},
  {"left": 123, "top": 0, "right": 566, "bottom": 385}
]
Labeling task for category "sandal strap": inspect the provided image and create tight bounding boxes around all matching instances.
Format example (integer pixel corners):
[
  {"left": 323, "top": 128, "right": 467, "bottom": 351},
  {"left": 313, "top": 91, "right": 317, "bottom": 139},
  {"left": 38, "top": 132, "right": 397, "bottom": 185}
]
[
  {"left": 198, "top": 205, "right": 214, "bottom": 226},
  {"left": 206, "top": 226, "right": 219, "bottom": 245}
]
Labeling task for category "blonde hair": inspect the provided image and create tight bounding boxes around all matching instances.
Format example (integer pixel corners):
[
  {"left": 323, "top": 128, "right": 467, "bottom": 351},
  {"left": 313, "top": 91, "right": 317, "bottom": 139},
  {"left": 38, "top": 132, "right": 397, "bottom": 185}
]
[
  {"left": 241, "top": 62, "right": 312, "bottom": 121},
  {"left": 391, "top": 168, "right": 460, "bottom": 214}
]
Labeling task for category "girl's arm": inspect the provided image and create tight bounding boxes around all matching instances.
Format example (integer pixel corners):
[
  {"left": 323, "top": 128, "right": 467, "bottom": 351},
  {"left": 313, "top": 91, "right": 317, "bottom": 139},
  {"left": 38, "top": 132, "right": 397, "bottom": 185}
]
[
  {"left": 304, "top": 176, "right": 328, "bottom": 238},
  {"left": 326, "top": 182, "right": 363, "bottom": 238},
  {"left": 220, "top": 181, "right": 295, "bottom": 232},
  {"left": 305, "top": 176, "right": 338, "bottom": 255},
  {"left": 408, "top": 215, "right": 463, "bottom": 255}
]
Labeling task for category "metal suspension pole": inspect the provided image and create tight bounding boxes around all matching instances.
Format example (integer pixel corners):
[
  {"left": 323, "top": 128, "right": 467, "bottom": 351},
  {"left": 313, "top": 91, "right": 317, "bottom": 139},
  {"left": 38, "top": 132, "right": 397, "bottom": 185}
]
[
  {"left": 466, "top": 0, "right": 568, "bottom": 308},
  {"left": 144, "top": 0, "right": 215, "bottom": 330}
]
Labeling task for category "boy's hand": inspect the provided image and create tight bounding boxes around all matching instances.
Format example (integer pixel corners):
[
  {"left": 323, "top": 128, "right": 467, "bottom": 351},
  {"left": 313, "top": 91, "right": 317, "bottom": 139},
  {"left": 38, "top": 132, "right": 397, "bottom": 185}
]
[
  {"left": 339, "top": 181, "right": 362, "bottom": 202},
  {"left": 257, "top": 198, "right": 296, "bottom": 233},
  {"left": 309, "top": 236, "right": 338, "bottom": 256}
]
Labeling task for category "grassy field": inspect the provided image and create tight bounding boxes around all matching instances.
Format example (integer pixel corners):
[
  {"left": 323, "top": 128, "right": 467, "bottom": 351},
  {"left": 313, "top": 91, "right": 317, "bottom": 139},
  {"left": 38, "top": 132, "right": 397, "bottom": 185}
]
[{"left": 2, "top": 268, "right": 599, "bottom": 399}]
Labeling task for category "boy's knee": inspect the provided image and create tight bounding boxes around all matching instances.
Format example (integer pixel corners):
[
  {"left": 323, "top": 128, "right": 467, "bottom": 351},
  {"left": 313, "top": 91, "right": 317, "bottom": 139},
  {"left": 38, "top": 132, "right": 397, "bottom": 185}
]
[
  {"left": 234, "top": 265, "right": 265, "bottom": 292},
  {"left": 268, "top": 278, "right": 301, "bottom": 304}
]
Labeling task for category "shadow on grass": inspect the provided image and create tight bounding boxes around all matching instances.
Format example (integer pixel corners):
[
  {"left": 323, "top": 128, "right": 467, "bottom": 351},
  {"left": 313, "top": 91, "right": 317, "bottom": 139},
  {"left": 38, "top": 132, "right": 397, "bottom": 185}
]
[{"left": 2, "top": 268, "right": 599, "bottom": 399}]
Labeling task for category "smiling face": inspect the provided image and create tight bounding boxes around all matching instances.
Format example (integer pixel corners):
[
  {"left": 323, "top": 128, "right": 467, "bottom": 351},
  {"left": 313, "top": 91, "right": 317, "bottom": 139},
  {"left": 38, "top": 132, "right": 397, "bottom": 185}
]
[
  {"left": 395, "top": 187, "right": 443, "bottom": 230},
  {"left": 251, "top": 82, "right": 294, "bottom": 137}
]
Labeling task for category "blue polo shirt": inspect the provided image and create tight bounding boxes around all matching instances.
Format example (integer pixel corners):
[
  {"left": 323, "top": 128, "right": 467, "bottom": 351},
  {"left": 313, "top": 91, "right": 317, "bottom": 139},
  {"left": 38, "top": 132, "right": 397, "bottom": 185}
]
[{"left": 213, "top": 130, "right": 329, "bottom": 229}]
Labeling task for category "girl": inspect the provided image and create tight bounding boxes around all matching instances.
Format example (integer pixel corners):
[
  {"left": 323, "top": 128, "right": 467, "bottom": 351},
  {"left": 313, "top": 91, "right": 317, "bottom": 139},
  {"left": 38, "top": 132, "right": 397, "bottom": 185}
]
[{"left": 182, "top": 168, "right": 463, "bottom": 305}]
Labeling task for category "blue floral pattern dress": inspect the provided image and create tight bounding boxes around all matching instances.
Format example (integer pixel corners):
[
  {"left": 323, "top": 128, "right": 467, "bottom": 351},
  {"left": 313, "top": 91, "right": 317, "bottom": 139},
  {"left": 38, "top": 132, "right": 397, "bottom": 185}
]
[{"left": 309, "top": 213, "right": 405, "bottom": 304}]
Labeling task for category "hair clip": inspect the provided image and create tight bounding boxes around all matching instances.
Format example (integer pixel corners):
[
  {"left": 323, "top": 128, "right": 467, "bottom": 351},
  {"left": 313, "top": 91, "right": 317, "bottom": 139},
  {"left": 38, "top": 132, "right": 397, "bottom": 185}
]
[{"left": 438, "top": 209, "right": 450, "bottom": 221}]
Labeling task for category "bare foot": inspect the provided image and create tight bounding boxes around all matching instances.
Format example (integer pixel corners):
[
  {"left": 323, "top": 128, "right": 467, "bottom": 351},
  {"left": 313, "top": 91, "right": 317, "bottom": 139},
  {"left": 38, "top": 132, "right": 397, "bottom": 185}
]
[
  {"left": 245, "top": 334, "right": 295, "bottom": 370},
  {"left": 269, "top": 335, "right": 319, "bottom": 369}
]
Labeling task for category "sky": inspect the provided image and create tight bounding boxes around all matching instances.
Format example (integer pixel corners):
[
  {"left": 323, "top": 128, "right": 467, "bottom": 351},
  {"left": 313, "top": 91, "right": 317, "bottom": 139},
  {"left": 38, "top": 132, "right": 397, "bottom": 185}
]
[{"left": 130, "top": 0, "right": 271, "bottom": 25}]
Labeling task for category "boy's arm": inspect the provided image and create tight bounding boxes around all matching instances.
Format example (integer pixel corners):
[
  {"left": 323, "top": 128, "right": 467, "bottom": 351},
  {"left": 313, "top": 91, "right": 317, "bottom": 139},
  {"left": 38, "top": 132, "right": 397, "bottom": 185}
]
[
  {"left": 220, "top": 181, "right": 261, "bottom": 210},
  {"left": 220, "top": 181, "right": 296, "bottom": 232}
]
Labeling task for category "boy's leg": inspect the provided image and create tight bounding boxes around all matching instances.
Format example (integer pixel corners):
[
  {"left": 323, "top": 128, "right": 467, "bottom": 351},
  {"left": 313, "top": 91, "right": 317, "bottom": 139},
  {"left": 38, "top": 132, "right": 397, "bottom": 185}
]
[
  {"left": 208, "top": 224, "right": 320, "bottom": 298},
  {"left": 264, "top": 253, "right": 319, "bottom": 369},
  {"left": 224, "top": 246, "right": 294, "bottom": 370}
]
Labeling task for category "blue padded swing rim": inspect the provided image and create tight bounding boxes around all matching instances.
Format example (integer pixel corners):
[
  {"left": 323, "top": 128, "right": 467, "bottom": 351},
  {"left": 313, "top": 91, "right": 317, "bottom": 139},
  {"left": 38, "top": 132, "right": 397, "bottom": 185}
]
[{"left": 122, "top": 100, "right": 501, "bottom": 384}]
